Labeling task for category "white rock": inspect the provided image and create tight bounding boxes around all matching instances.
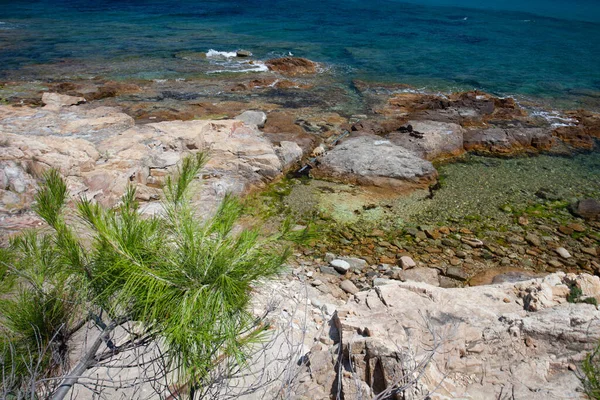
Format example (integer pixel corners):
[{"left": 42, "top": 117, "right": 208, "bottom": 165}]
[
  {"left": 235, "top": 110, "right": 267, "bottom": 128},
  {"left": 330, "top": 259, "right": 351, "bottom": 274},
  {"left": 555, "top": 247, "right": 571, "bottom": 259},
  {"left": 400, "top": 255, "right": 416, "bottom": 269}
]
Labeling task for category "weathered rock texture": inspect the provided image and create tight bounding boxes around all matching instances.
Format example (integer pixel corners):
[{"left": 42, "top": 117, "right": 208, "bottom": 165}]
[
  {"left": 265, "top": 57, "right": 319, "bottom": 76},
  {"left": 299, "top": 273, "right": 600, "bottom": 399},
  {"left": 0, "top": 94, "right": 302, "bottom": 236},
  {"left": 313, "top": 136, "right": 437, "bottom": 189}
]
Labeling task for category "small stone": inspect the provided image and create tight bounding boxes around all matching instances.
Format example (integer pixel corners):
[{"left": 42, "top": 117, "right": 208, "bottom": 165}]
[
  {"left": 567, "top": 223, "right": 586, "bottom": 233},
  {"left": 548, "top": 259, "right": 563, "bottom": 268},
  {"left": 518, "top": 216, "right": 529, "bottom": 226},
  {"left": 555, "top": 247, "right": 571, "bottom": 259},
  {"left": 373, "top": 277, "right": 394, "bottom": 286},
  {"left": 503, "top": 298, "right": 511, "bottom": 303},
  {"left": 456, "top": 251, "right": 468, "bottom": 259},
  {"left": 558, "top": 225, "right": 574, "bottom": 235},
  {"left": 340, "top": 280, "right": 360, "bottom": 295},
  {"left": 568, "top": 363, "right": 577, "bottom": 372},
  {"left": 400, "top": 256, "right": 416, "bottom": 269},
  {"left": 320, "top": 266, "right": 341, "bottom": 276},
  {"left": 582, "top": 247, "right": 598, "bottom": 256},
  {"left": 525, "top": 233, "right": 542, "bottom": 247},
  {"left": 442, "top": 238, "right": 459, "bottom": 247},
  {"left": 439, "top": 226, "right": 450, "bottom": 235},
  {"left": 462, "top": 238, "right": 484, "bottom": 248},
  {"left": 325, "top": 253, "right": 336, "bottom": 262},
  {"left": 312, "top": 279, "right": 324, "bottom": 286},
  {"left": 330, "top": 259, "right": 351, "bottom": 274},
  {"left": 445, "top": 266, "right": 468, "bottom": 281}
]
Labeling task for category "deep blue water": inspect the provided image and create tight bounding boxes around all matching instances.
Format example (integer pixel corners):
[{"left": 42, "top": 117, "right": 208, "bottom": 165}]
[{"left": 1, "top": 0, "right": 600, "bottom": 106}]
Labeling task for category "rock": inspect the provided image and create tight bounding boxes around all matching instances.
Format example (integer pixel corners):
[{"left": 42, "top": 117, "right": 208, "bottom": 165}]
[
  {"left": 236, "top": 50, "right": 252, "bottom": 57},
  {"left": 275, "top": 141, "right": 303, "bottom": 169},
  {"left": 558, "top": 225, "right": 574, "bottom": 235},
  {"left": 339, "top": 257, "right": 368, "bottom": 272},
  {"left": 331, "top": 259, "right": 351, "bottom": 274},
  {"left": 573, "top": 199, "right": 600, "bottom": 220},
  {"left": 463, "top": 127, "right": 553, "bottom": 154},
  {"left": 388, "top": 120, "right": 465, "bottom": 161},
  {"left": 582, "top": 247, "right": 597, "bottom": 256},
  {"left": 265, "top": 57, "right": 318, "bottom": 76},
  {"left": 0, "top": 102, "right": 295, "bottom": 231},
  {"left": 462, "top": 237, "right": 484, "bottom": 248},
  {"left": 235, "top": 110, "right": 267, "bottom": 128},
  {"left": 41, "top": 92, "right": 86, "bottom": 108},
  {"left": 445, "top": 266, "right": 469, "bottom": 281},
  {"left": 398, "top": 267, "right": 440, "bottom": 286},
  {"left": 313, "top": 136, "right": 437, "bottom": 189},
  {"left": 525, "top": 233, "right": 542, "bottom": 247},
  {"left": 567, "top": 222, "right": 586, "bottom": 232},
  {"left": 555, "top": 247, "right": 571, "bottom": 259},
  {"left": 298, "top": 273, "right": 600, "bottom": 399},
  {"left": 340, "top": 280, "right": 360, "bottom": 295},
  {"left": 372, "top": 277, "right": 394, "bottom": 286},
  {"left": 399, "top": 256, "right": 416, "bottom": 269}
]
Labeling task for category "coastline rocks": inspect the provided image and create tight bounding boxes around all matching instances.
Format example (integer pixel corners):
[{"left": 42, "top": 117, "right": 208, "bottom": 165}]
[
  {"left": 0, "top": 96, "right": 303, "bottom": 231},
  {"left": 463, "top": 127, "right": 554, "bottom": 154},
  {"left": 388, "top": 120, "right": 465, "bottom": 160},
  {"left": 300, "top": 273, "right": 600, "bottom": 399},
  {"left": 313, "top": 136, "right": 437, "bottom": 189},
  {"left": 265, "top": 57, "right": 318, "bottom": 76}
]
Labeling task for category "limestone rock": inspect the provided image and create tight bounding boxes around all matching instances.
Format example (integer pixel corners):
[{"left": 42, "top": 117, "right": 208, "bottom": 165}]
[
  {"left": 313, "top": 136, "right": 437, "bottom": 189},
  {"left": 463, "top": 127, "right": 553, "bottom": 154}
]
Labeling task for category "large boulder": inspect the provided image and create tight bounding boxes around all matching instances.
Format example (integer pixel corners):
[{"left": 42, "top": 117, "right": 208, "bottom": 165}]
[
  {"left": 313, "top": 136, "right": 437, "bottom": 189},
  {"left": 265, "top": 57, "right": 318, "bottom": 76},
  {"left": 388, "top": 120, "right": 465, "bottom": 160}
]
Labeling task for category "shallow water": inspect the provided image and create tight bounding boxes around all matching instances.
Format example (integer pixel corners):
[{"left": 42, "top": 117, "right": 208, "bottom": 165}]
[
  {"left": 1, "top": 0, "right": 600, "bottom": 109},
  {"left": 281, "top": 153, "right": 600, "bottom": 230}
]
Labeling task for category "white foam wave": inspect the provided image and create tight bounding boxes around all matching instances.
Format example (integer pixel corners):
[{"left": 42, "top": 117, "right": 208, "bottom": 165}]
[
  {"left": 207, "top": 57, "right": 269, "bottom": 74},
  {"left": 206, "top": 49, "right": 238, "bottom": 58},
  {"left": 531, "top": 110, "right": 577, "bottom": 128}
]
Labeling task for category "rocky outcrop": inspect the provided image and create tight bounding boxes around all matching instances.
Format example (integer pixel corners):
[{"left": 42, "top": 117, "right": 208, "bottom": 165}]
[
  {"left": 299, "top": 272, "right": 600, "bottom": 399},
  {"left": 265, "top": 57, "right": 319, "bottom": 76},
  {"left": 463, "top": 126, "right": 554, "bottom": 154},
  {"left": 313, "top": 136, "right": 437, "bottom": 189},
  {"left": 0, "top": 95, "right": 303, "bottom": 236},
  {"left": 388, "top": 120, "right": 465, "bottom": 160}
]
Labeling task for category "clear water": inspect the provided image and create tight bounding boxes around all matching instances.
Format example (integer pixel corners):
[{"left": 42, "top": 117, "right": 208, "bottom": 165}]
[{"left": 1, "top": 0, "right": 600, "bottom": 107}]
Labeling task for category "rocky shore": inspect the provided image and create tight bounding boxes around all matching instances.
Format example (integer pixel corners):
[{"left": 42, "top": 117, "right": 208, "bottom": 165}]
[{"left": 1, "top": 58, "right": 600, "bottom": 398}]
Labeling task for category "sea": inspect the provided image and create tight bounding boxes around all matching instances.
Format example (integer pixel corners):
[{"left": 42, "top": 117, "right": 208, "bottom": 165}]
[{"left": 1, "top": 0, "right": 600, "bottom": 110}]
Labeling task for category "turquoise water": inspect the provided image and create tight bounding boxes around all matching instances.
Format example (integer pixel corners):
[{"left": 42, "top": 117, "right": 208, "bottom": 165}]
[{"left": 1, "top": 0, "right": 600, "bottom": 105}]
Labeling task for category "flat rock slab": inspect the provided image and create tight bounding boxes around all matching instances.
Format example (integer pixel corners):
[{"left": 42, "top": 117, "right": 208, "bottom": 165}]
[
  {"left": 388, "top": 120, "right": 465, "bottom": 161},
  {"left": 313, "top": 136, "right": 437, "bottom": 189}
]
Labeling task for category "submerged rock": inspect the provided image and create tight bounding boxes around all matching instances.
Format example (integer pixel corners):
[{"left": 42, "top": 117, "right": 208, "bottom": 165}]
[
  {"left": 313, "top": 136, "right": 437, "bottom": 189},
  {"left": 265, "top": 57, "right": 318, "bottom": 76}
]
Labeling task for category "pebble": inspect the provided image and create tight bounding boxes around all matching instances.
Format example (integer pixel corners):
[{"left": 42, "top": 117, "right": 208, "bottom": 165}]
[
  {"left": 331, "top": 259, "right": 351, "bottom": 273},
  {"left": 582, "top": 247, "right": 597, "bottom": 256},
  {"left": 525, "top": 234, "right": 542, "bottom": 247},
  {"left": 340, "top": 280, "right": 360, "bottom": 295},
  {"left": 555, "top": 247, "right": 571, "bottom": 259},
  {"left": 400, "top": 256, "right": 416, "bottom": 269},
  {"left": 312, "top": 279, "right": 324, "bottom": 286}
]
